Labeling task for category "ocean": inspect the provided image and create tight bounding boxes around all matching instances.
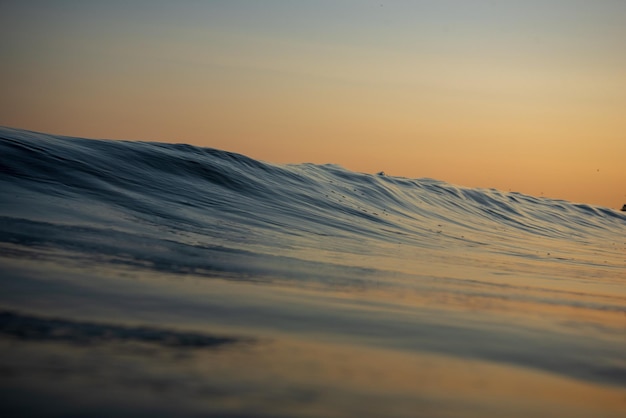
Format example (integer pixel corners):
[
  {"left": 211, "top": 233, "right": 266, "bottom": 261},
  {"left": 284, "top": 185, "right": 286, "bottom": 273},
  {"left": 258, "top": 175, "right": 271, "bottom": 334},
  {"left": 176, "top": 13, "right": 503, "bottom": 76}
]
[{"left": 1, "top": 126, "right": 624, "bottom": 417}]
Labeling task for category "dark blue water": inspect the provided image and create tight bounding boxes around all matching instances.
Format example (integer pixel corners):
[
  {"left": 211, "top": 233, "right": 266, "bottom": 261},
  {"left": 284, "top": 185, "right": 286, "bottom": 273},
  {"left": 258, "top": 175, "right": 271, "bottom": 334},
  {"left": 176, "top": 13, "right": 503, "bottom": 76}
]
[{"left": 1, "top": 126, "right": 625, "bottom": 417}]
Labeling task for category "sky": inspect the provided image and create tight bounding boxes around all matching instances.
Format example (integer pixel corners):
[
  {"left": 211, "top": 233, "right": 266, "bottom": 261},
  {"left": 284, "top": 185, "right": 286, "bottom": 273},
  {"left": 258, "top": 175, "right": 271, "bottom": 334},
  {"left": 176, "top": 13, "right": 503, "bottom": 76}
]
[{"left": 1, "top": 0, "right": 625, "bottom": 208}]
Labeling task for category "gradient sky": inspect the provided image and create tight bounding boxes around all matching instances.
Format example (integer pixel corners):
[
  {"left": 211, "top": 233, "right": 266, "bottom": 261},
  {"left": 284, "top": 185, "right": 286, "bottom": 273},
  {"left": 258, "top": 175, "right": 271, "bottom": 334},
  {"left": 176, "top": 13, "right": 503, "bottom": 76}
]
[{"left": 1, "top": 0, "right": 625, "bottom": 208}]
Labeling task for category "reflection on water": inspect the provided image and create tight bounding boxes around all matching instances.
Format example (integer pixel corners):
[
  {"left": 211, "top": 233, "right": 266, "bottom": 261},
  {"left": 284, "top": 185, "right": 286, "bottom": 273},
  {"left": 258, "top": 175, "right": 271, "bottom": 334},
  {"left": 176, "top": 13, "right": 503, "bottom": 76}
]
[
  {"left": 1, "top": 258, "right": 625, "bottom": 418},
  {"left": 1, "top": 317, "right": 624, "bottom": 418}
]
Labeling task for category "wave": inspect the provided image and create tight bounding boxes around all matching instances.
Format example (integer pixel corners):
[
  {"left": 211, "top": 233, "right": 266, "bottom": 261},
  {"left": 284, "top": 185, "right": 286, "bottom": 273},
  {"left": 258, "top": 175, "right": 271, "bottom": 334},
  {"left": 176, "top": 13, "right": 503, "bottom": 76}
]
[{"left": 1, "top": 126, "right": 624, "bottom": 285}]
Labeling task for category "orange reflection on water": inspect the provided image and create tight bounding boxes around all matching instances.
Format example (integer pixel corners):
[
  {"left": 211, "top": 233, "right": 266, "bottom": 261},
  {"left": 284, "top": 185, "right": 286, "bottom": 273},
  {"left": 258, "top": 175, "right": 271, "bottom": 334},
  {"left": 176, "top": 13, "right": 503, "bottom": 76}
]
[{"left": 188, "top": 336, "right": 626, "bottom": 418}]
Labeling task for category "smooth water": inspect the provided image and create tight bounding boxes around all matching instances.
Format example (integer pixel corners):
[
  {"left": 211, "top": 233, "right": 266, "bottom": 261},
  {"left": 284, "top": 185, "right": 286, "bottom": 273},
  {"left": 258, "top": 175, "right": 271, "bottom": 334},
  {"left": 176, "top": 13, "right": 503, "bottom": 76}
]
[{"left": 1, "top": 126, "right": 624, "bottom": 417}]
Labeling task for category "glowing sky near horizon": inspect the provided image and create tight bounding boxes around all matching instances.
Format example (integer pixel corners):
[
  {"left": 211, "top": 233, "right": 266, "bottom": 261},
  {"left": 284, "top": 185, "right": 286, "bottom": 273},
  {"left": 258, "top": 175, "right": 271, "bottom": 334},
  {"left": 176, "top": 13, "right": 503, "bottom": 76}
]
[{"left": 1, "top": 0, "right": 625, "bottom": 208}]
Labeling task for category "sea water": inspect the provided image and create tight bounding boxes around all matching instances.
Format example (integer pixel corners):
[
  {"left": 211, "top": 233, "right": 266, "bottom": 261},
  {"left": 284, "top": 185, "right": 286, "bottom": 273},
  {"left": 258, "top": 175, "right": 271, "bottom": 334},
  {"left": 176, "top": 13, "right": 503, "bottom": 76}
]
[{"left": 0, "top": 126, "right": 624, "bottom": 417}]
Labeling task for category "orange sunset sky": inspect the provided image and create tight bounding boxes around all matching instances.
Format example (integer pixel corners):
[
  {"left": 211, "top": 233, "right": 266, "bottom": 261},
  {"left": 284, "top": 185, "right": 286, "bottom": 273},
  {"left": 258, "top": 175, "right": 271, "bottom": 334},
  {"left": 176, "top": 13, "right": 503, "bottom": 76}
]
[{"left": 1, "top": 1, "right": 625, "bottom": 209}]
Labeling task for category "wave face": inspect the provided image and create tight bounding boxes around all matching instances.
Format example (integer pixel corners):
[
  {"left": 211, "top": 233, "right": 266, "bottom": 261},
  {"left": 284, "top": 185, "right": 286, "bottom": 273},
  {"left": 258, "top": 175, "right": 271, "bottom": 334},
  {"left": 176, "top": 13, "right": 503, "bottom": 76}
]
[
  {"left": 1, "top": 126, "right": 625, "bottom": 418},
  {"left": 1, "top": 126, "right": 623, "bottom": 281}
]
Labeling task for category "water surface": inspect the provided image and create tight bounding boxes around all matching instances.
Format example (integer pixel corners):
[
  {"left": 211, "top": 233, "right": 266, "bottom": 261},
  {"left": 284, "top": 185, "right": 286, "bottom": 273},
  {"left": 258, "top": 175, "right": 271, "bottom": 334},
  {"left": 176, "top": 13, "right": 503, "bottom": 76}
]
[{"left": 1, "top": 127, "right": 624, "bottom": 417}]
